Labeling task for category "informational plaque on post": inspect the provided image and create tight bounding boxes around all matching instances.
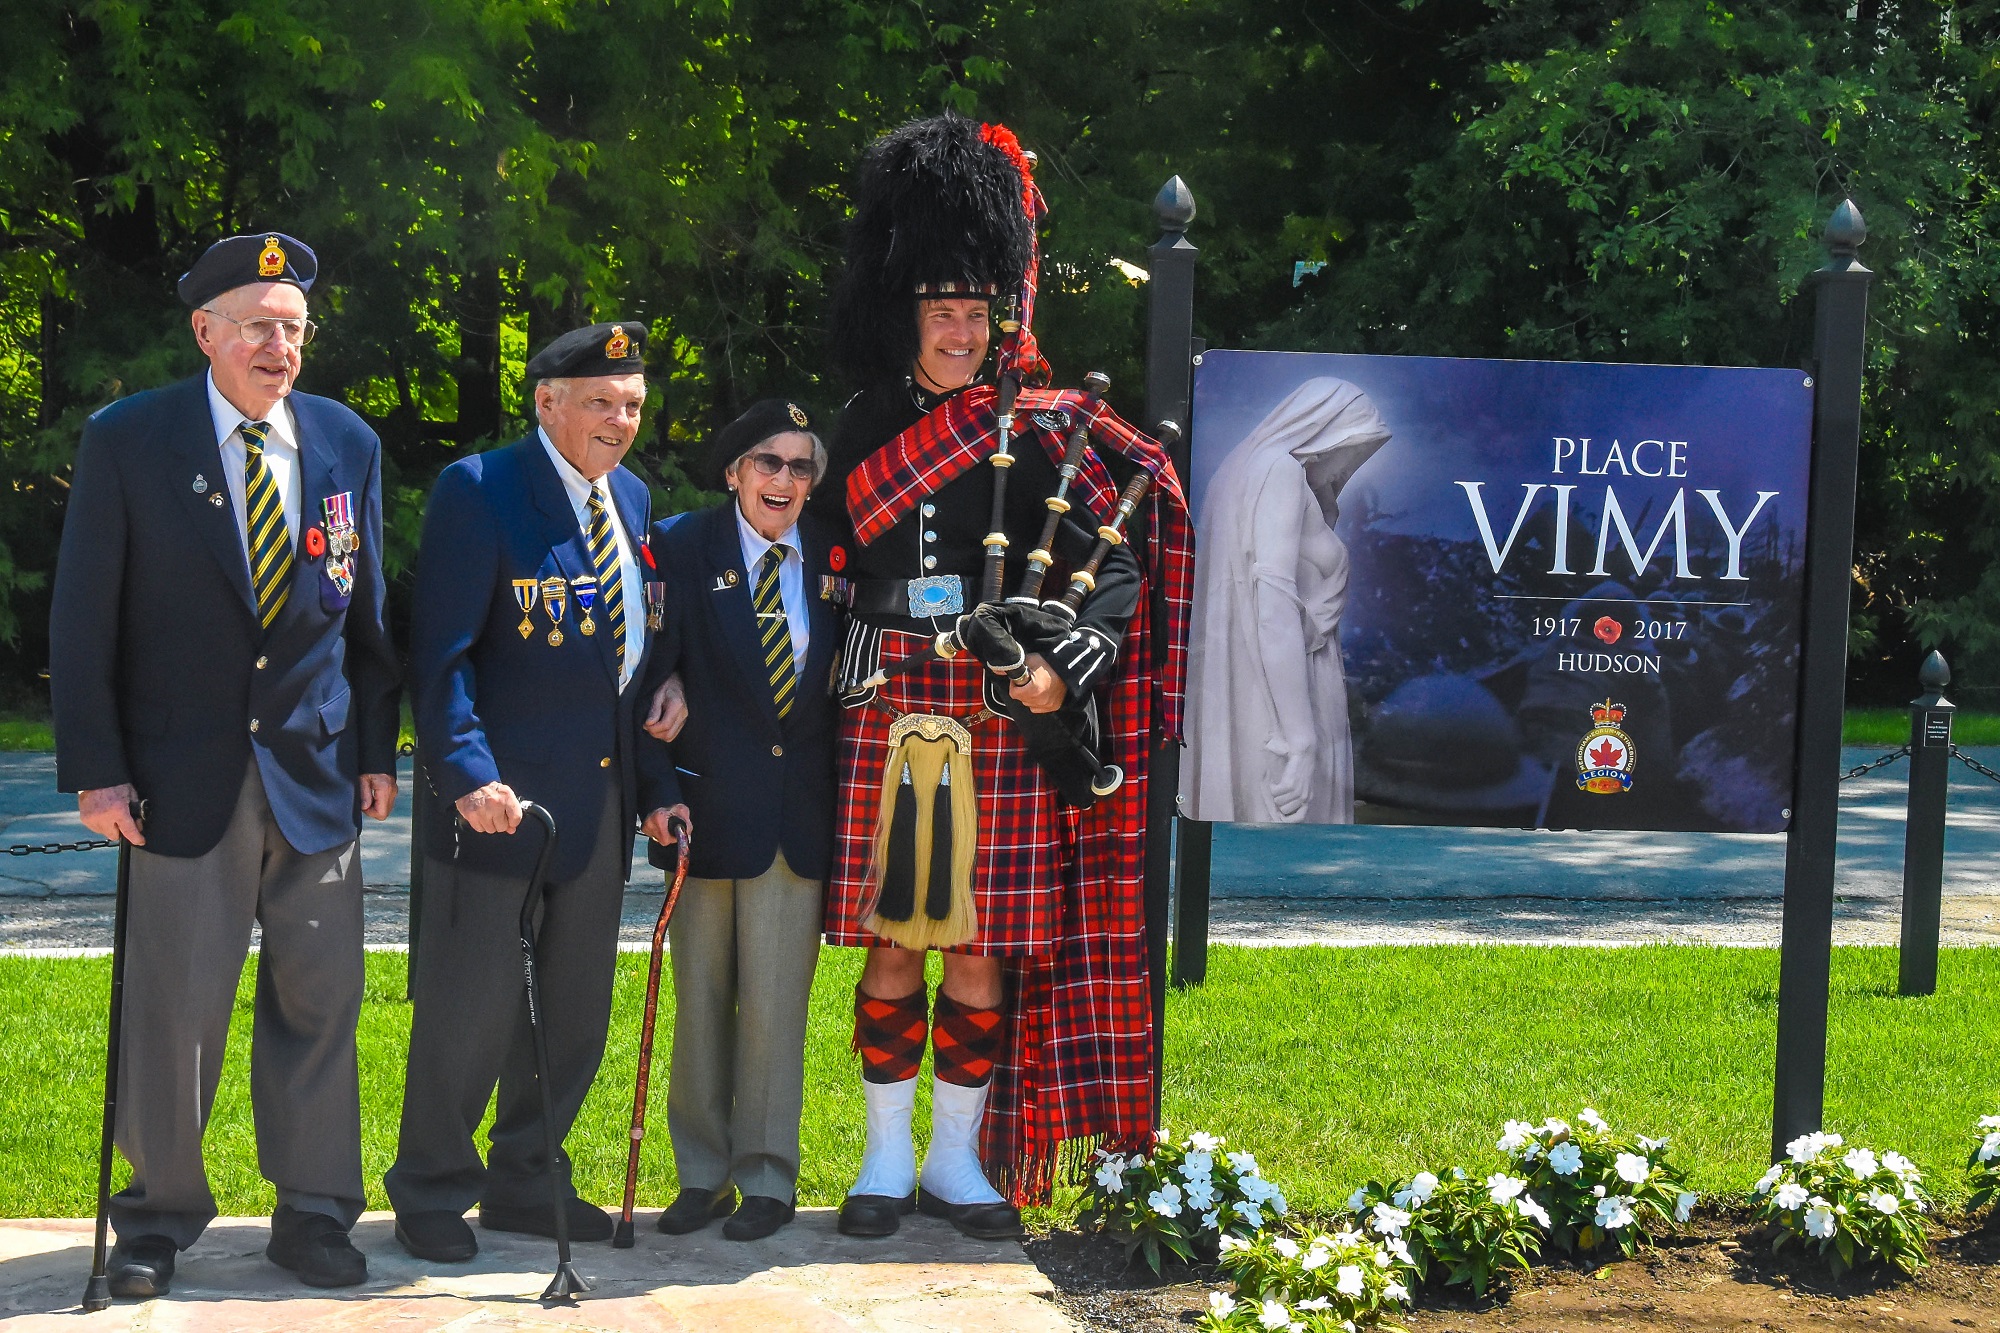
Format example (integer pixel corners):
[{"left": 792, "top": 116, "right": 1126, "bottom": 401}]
[{"left": 1182, "top": 349, "right": 1814, "bottom": 833}]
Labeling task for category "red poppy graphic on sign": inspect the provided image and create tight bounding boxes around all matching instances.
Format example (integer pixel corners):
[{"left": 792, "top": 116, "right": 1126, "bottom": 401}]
[{"left": 1593, "top": 616, "right": 1622, "bottom": 645}]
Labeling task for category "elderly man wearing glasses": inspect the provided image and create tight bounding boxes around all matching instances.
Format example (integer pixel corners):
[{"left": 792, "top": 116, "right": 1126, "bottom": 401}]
[
  {"left": 49, "top": 232, "right": 401, "bottom": 1296},
  {"left": 635, "top": 399, "right": 845, "bottom": 1242}
]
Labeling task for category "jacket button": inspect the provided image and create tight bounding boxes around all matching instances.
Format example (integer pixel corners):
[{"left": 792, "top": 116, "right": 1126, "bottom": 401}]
[
  {"left": 922, "top": 503, "right": 936, "bottom": 517},
  {"left": 771, "top": 744, "right": 784, "bottom": 757},
  {"left": 923, "top": 555, "right": 937, "bottom": 570},
  {"left": 924, "top": 530, "right": 937, "bottom": 542},
  {"left": 600, "top": 757, "right": 611, "bottom": 768},
  {"left": 255, "top": 656, "right": 268, "bottom": 670},
  {"left": 249, "top": 719, "right": 260, "bottom": 734}
]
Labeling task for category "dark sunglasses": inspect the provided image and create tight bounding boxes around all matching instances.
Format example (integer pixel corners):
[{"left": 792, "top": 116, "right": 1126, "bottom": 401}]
[{"left": 745, "top": 451, "right": 815, "bottom": 481}]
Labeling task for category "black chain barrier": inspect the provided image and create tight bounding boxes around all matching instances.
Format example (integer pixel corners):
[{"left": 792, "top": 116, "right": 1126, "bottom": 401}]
[
  {"left": 1839, "top": 745, "right": 1910, "bottom": 782},
  {"left": 1950, "top": 744, "right": 2000, "bottom": 786}
]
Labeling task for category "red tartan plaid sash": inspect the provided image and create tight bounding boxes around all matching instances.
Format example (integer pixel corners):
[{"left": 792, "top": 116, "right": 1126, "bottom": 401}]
[{"left": 844, "top": 384, "right": 1194, "bottom": 739}]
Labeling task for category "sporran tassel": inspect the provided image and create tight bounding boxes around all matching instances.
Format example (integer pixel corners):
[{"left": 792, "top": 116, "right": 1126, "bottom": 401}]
[{"left": 866, "top": 715, "right": 980, "bottom": 949}]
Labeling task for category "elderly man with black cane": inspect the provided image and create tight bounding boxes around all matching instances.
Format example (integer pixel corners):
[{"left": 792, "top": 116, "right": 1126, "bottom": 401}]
[
  {"left": 635, "top": 399, "right": 845, "bottom": 1242},
  {"left": 386, "top": 323, "right": 658, "bottom": 1264},
  {"left": 49, "top": 232, "right": 401, "bottom": 1296}
]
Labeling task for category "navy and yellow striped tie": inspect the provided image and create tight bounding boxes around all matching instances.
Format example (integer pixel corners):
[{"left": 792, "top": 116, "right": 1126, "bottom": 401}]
[
  {"left": 587, "top": 487, "right": 627, "bottom": 678},
  {"left": 241, "top": 420, "right": 293, "bottom": 628},
  {"left": 754, "top": 547, "right": 796, "bottom": 719}
]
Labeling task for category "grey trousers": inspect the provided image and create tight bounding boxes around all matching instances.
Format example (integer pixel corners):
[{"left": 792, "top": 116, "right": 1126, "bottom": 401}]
[
  {"left": 385, "top": 777, "right": 626, "bottom": 1215},
  {"left": 666, "top": 850, "right": 823, "bottom": 1202},
  {"left": 112, "top": 761, "right": 366, "bottom": 1250}
]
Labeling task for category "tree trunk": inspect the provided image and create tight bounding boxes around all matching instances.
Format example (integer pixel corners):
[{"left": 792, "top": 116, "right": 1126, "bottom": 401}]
[{"left": 456, "top": 262, "right": 502, "bottom": 445}]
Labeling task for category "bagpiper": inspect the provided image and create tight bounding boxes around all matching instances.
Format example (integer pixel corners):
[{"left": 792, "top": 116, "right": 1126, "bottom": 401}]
[{"left": 804, "top": 111, "right": 1195, "bottom": 1239}]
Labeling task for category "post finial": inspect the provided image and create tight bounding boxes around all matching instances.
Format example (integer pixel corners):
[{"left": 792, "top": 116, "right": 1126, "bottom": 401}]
[
  {"left": 1919, "top": 649, "right": 1950, "bottom": 691},
  {"left": 1154, "top": 176, "right": 1196, "bottom": 233},
  {"left": 1824, "top": 199, "right": 1867, "bottom": 258}
]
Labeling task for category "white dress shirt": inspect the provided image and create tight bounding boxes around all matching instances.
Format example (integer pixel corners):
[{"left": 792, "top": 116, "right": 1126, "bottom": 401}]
[
  {"left": 735, "top": 505, "right": 809, "bottom": 666},
  {"left": 206, "top": 372, "right": 301, "bottom": 559},
  {"left": 538, "top": 429, "right": 647, "bottom": 690}
]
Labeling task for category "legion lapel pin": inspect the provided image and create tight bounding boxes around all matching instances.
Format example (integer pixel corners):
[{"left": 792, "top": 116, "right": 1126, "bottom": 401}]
[{"left": 192, "top": 473, "right": 208, "bottom": 494}]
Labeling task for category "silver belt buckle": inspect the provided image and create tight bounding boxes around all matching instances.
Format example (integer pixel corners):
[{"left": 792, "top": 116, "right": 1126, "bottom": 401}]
[{"left": 906, "top": 575, "right": 965, "bottom": 618}]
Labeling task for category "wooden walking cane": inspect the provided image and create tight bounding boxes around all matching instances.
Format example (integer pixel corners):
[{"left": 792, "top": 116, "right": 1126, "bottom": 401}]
[
  {"left": 613, "top": 817, "right": 691, "bottom": 1248},
  {"left": 83, "top": 800, "right": 142, "bottom": 1313}
]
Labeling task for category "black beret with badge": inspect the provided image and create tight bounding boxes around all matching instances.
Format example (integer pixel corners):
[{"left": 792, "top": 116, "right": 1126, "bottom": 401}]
[
  {"left": 706, "top": 398, "right": 815, "bottom": 483},
  {"left": 177, "top": 232, "right": 317, "bottom": 309},
  {"left": 525, "top": 321, "right": 648, "bottom": 380}
]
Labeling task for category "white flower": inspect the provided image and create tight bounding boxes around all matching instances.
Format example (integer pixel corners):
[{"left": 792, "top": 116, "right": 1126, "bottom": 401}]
[
  {"left": 1154, "top": 1126, "right": 1170, "bottom": 1144},
  {"left": 1302, "top": 1244, "right": 1330, "bottom": 1272},
  {"left": 1520, "top": 1141, "right": 1544, "bottom": 1162},
  {"left": 1241, "top": 1176, "right": 1281, "bottom": 1205},
  {"left": 1498, "top": 1119, "right": 1537, "bottom": 1152},
  {"left": 1548, "top": 1143, "right": 1584, "bottom": 1176},
  {"left": 1592, "top": 1185, "right": 1606, "bottom": 1198},
  {"left": 1185, "top": 1179, "right": 1217, "bottom": 1211},
  {"left": 1234, "top": 1201, "right": 1264, "bottom": 1230},
  {"left": 1541, "top": 1118, "right": 1570, "bottom": 1136},
  {"left": 1384, "top": 1281, "right": 1410, "bottom": 1303},
  {"left": 1297, "top": 1296, "right": 1331, "bottom": 1311},
  {"left": 1980, "top": 1114, "right": 2000, "bottom": 1130},
  {"left": 1842, "top": 1147, "right": 1880, "bottom": 1178},
  {"left": 1332, "top": 1226, "right": 1364, "bottom": 1247},
  {"left": 1271, "top": 1236, "right": 1300, "bottom": 1260},
  {"left": 1614, "top": 1153, "right": 1651, "bottom": 1184},
  {"left": 1595, "top": 1194, "right": 1635, "bottom": 1230},
  {"left": 1189, "top": 1131, "right": 1224, "bottom": 1153},
  {"left": 1487, "top": 1173, "right": 1526, "bottom": 1206},
  {"left": 1516, "top": 1195, "right": 1551, "bottom": 1228},
  {"left": 1227, "top": 1151, "right": 1260, "bottom": 1176},
  {"left": 1335, "top": 1265, "right": 1365, "bottom": 1297},
  {"left": 1867, "top": 1191, "right": 1900, "bottom": 1214},
  {"left": 1675, "top": 1191, "right": 1697, "bottom": 1223},
  {"left": 1202, "top": 1209, "right": 1221, "bottom": 1232},
  {"left": 1208, "top": 1291, "right": 1236, "bottom": 1317},
  {"left": 1268, "top": 1191, "right": 1289, "bottom": 1218},
  {"left": 1346, "top": 1187, "right": 1369, "bottom": 1212},
  {"left": 1258, "top": 1299, "right": 1290, "bottom": 1330},
  {"left": 1093, "top": 1160, "right": 1127, "bottom": 1193},
  {"left": 1218, "top": 1234, "right": 1251, "bottom": 1254},
  {"left": 1638, "top": 1134, "right": 1669, "bottom": 1152},
  {"left": 1788, "top": 1131, "right": 1842, "bottom": 1163},
  {"left": 1370, "top": 1203, "right": 1413, "bottom": 1237},
  {"left": 1147, "top": 1182, "right": 1182, "bottom": 1217},
  {"left": 1452, "top": 1167, "right": 1467, "bottom": 1180},
  {"left": 1882, "top": 1151, "right": 1917, "bottom": 1179},
  {"left": 1803, "top": 1205, "right": 1836, "bottom": 1238},
  {"left": 1181, "top": 1151, "right": 1214, "bottom": 1180},
  {"left": 1408, "top": 1171, "right": 1439, "bottom": 1205},
  {"left": 1775, "top": 1182, "right": 1810, "bottom": 1210},
  {"left": 1385, "top": 1237, "right": 1414, "bottom": 1265},
  {"left": 1978, "top": 1133, "right": 2000, "bottom": 1164},
  {"left": 1580, "top": 1108, "right": 1608, "bottom": 1131},
  {"left": 1754, "top": 1165, "right": 1783, "bottom": 1194}
]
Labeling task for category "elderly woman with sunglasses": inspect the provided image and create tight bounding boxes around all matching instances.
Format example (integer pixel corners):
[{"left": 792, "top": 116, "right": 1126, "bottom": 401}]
[{"left": 633, "top": 398, "right": 847, "bottom": 1242}]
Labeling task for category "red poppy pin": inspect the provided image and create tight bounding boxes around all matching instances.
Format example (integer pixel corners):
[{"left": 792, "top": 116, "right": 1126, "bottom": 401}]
[
  {"left": 829, "top": 545, "right": 847, "bottom": 571},
  {"left": 640, "top": 543, "right": 656, "bottom": 570},
  {"left": 304, "top": 526, "right": 327, "bottom": 558}
]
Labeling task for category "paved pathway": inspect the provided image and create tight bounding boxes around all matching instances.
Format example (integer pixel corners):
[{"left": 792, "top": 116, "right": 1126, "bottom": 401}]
[
  {"left": 0, "top": 1211, "right": 1072, "bottom": 1331},
  {"left": 5, "top": 749, "right": 1997, "bottom": 949}
]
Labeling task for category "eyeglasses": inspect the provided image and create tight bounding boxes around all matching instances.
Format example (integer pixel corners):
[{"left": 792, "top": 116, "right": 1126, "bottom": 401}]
[
  {"left": 201, "top": 309, "right": 317, "bottom": 347},
  {"left": 745, "top": 451, "right": 816, "bottom": 481}
]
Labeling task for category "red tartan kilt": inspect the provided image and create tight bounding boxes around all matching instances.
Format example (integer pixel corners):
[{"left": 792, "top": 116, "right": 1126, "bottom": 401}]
[{"left": 826, "top": 626, "right": 1069, "bottom": 956}]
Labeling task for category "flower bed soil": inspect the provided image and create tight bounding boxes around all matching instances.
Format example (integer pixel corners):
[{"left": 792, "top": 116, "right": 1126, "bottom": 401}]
[{"left": 1026, "top": 1213, "right": 2000, "bottom": 1332}]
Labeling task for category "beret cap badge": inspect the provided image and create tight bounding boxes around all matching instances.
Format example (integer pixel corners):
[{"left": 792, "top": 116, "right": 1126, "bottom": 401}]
[
  {"left": 604, "top": 325, "right": 632, "bottom": 359},
  {"left": 257, "top": 236, "right": 287, "bottom": 279},
  {"left": 787, "top": 402, "right": 809, "bottom": 428}
]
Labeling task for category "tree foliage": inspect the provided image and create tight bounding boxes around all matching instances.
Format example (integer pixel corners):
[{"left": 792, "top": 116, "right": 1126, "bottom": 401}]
[{"left": 1, "top": 0, "right": 1993, "bottom": 704}]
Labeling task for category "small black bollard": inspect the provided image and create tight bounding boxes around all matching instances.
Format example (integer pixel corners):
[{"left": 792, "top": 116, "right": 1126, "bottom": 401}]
[{"left": 1898, "top": 651, "right": 1954, "bottom": 996}]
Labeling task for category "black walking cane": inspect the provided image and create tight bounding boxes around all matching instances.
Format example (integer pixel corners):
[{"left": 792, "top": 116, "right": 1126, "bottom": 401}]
[
  {"left": 515, "top": 801, "right": 589, "bottom": 1303},
  {"left": 613, "top": 816, "right": 691, "bottom": 1248},
  {"left": 83, "top": 800, "right": 143, "bottom": 1313}
]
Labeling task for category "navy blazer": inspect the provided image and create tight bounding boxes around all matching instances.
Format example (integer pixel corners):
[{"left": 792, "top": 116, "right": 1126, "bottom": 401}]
[
  {"left": 638, "top": 505, "right": 843, "bottom": 882},
  {"left": 49, "top": 374, "right": 400, "bottom": 858},
  {"left": 411, "top": 435, "right": 651, "bottom": 883}
]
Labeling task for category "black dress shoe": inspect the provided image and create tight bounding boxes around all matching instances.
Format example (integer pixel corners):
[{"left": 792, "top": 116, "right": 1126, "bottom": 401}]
[
  {"left": 479, "top": 1196, "right": 615, "bottom": 1243},
  {"left": 266, "top": 1205, "right": 368, "bottom": 1288},
  {"left": 916, "top": 1187, "right": 1024, "bottom": 1240},
  {"left": 395, "top": 1209, "right": 478, "bottom": 1263},
  {"left": 722, "top": 1196, "right": 795, "bottom": 1242},
  {"left": 836, "top": 1191, "right": 915, "bottom": 1238},
  {"left": 655, "top": 1186, "right": 737, "bottom": 1235},
  {"left": 107, "top": 1235, "right": 176, "bottom": 1299}
]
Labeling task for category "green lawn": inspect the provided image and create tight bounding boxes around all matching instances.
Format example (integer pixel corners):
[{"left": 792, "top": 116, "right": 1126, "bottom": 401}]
[{"left": 1, "top": 946, "right": 1994, "bottom": 1221}]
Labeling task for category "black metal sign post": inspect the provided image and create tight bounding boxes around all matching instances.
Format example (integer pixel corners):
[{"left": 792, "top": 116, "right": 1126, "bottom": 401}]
[
  {"left": 1898, "top": 650, "right": 1954, "bottom": 996},
  {"left": 1142, "top": 176, "right": 1198, "bottom": 1103},
  {"left": 1772, "top": 200, "right": 1874, "bottom": 1159}
]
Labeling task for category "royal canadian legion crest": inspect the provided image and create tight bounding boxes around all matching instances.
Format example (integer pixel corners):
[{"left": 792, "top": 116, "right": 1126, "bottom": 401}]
[
  {"left": 604, "top": 325, "right": 632, "bottom": 359},
  {"left": 258, "top": 236, "right": 287, "bottom": 278},
  {"left": 1575, "top": 699, "right": 1636, "bottom": 795}
]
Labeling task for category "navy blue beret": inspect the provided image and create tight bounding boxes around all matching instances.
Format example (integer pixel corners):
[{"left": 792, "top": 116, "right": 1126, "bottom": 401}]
[
  {"left": 177, "top": 233, "right": 316, "bottom": 309},
  {"left": 708, "top": 398, "right": 816, "bottom": 482},
  {"left": 525, "top": 322, "right": 648, "bottom": 380}
]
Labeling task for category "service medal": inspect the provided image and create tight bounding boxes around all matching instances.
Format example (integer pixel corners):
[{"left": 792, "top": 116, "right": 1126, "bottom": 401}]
[
  {"left": 512, "top": 578, "right": 540, "bottom": 638},
  {"left": 644, "top": 580, "right": 666, "bottom": 632},
  {"left": 540, "top": 574, "right": 569, "bottom": 646},
  {"left": 571, "top": 575, "right": 599, "bottom": 636},
  {"left": 327, "top": 557, "right": 354, "bottom": 597}
]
